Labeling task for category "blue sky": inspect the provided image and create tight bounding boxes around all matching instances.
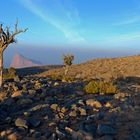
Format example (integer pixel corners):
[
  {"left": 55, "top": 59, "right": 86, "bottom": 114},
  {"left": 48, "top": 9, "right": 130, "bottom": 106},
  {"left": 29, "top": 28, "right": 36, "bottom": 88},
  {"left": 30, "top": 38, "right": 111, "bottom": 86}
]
[
  {"left": 1, "top": 0, "right": 140, "bottom": 67},
  {"left": 1, "top": 0, "right": 140, "bottom": 49}
]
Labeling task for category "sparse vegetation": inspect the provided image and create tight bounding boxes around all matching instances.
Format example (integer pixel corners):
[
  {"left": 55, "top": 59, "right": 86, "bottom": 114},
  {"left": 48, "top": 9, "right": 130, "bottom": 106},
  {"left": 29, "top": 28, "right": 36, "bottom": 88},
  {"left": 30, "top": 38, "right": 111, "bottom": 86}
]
[
  {"left": 62, "top": 54, "right": 74, "bottom": 66},
  {"left": 0, "top": 20, "right": 27, "bottom": 86},
  {"left": 61, "top": 76, "right": 75, "bottom": 83},
  {"left": 3, "top": 67, "right": 17, "bottom": 79},
  {"left": 62, "top": 54, "right": 74, "bottom": 76},
  {"left": 84, "top": 80, "right": 117, "bottom": 94},
  {"left": 8, "top": 67, "right": 16, "bottom": 76}
]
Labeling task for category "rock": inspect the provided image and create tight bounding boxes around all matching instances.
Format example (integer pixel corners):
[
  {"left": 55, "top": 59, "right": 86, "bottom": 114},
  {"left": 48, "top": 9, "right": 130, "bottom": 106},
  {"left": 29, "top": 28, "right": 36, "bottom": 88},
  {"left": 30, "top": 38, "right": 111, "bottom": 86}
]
[
  {"left": 14, "top": 75, "right": 21, "bottom": 82},
  {"left": 17, "top": 98, "right": 33, "bottom": 105},
  {"left": 0, "top": 131, "right": 6, "bottom": 137},
  {"left": 71, "top": 104, "right": 78, "bottom": 110},
  {"left": 61, "top": 107, "right": 67, "bottom": 113},
  {"left": 69, "top": 110, "right": 77, "bottom": 117},
  {"left": 29, "top": 129, "right": 35, "bottom": 134},
  {"left": 44, "top": 130, "right": 51, "bottom": 138},
  {"left": 28, "top": 118, "right": 41, "bottom": 127},
  {"left": 5, "top": 117, "right": 12, "bottom": 123},
  {"left": 105, "top": 102, "right": 112, "bottom": 108},
  {"left": 7, "top": 133, "right": 18, "bottom": 140},
  {"left": 33, "top": 131, "right": 41, "bottom": 138},
  {"left": 56, "top": 127, "right": 66, "bottom": 139},
  {"left": 29, "top": 104, "right": 49, "bottom": 112},
  {"left": 76, "top": 91, "right": 85, "bottom": 96},
  {"left": 78, "top": 107, "right": 87, "bottom": 116},
  {"left": 86, "top": 112, "right": 105, "bottom": 122},
  {"left": 86, "top": 99, "right": 102, "bottom": 108},
  {"left": 15, "top": 118, "right": 28, "bottom": 129},
  {"left": 97, "top": 124, "right": 116, "bottom": 136},
  {"left": 28, "top": 90, "right": 36, "bottom": 95},
  {"left": 50, "top": 104, "right": 58, "bottom": 111},
  {"left": 77, "top": 100, "right": 85, "bottom": 105},
  {"left": 84, "top": 123, "right": 97, "bottom": 135},
  {"left": 97, "top": 135, "right": 113, "bottom": 140},
  {"left": 54, "top": 82, "right": 59, "bottom": 86},
  {"left": 58, "top": 113, "right": 64, "bottom": 119},
  {"left": 65, "top": 127, "right": 93, "bottom": 140},
  {"left": 0, "top": 92, "right": 7, "bottom": 101},
  {"left": 44, "top": 115, "right": 49, "bottom": 120},
  {"left": 6, "top": 129, "right": 12, "bottom": 135},
  {"left": 127, "top": 127, "right": 140, "bottom": 140},
  {"left": 114, "top": 92, "right": 129, "bottom": 99},
  {"left": 11, "top": 91, "right": 22, "bottom": 98},
  {"left": 12, "top": 83, "right": 22, "bottom": 91},
  {"left": 35, "top": 81, "right": 42, "bottom": 89},
  {"left": 95, "top": 112, "right": 105, "bottom": 120},
  {"left": 12, "top": 85, "right": 19, "bottom": 92},
  {"left": 48, "top": 122, "right": 56, "bottom": 127},
  {"left": 0, "top": 110, "right": 8, "bottom": 120},
  {"left": 50, "top": 133, "right": 57, "bottom": 140},
  {"left": 23, "top": 112, "right": 31, "bottom": 117}
]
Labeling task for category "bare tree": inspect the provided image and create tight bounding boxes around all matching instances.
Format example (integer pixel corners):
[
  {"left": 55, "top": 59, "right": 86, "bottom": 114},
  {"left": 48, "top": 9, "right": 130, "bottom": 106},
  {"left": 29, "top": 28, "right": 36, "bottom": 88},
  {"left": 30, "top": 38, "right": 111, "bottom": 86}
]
[{"left": 0, "top": 20, "right": 27, "bottom": 87}]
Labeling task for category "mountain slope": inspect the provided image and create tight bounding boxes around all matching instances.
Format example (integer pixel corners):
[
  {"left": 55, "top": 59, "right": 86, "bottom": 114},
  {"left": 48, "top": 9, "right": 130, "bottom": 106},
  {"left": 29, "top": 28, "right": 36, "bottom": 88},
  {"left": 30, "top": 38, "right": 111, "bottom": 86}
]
[
  {"left": 38, "top": 55, "right": 140, "bottom": 80},
  {"left": 10, "top": 53, "right": 42, "bottom": 68}
]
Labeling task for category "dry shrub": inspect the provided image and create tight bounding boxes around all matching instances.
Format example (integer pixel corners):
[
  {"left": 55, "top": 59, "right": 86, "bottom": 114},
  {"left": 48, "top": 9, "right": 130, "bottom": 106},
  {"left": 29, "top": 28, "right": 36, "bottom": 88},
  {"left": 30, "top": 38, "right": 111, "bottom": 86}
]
[
  {"left": 84, "top": 80, "right": 117, "bottom": 94},
  {"left": 4, "top": 67, "right": 17, "bottom": 79}
]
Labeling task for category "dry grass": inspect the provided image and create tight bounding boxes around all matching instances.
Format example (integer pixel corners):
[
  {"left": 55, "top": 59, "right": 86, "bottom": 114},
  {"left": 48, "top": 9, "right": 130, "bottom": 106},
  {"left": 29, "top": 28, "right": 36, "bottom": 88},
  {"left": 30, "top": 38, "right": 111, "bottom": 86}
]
[{"left": 38, "top": 55, "right": 140, "bottom": 80}]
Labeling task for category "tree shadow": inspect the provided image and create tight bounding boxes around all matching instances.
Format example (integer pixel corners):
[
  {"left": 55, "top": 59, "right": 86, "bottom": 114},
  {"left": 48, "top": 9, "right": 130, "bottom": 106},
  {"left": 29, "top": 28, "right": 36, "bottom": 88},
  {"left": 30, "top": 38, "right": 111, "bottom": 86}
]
[{"left": 16, "top": 65, "right": 63, "bottom": 76}]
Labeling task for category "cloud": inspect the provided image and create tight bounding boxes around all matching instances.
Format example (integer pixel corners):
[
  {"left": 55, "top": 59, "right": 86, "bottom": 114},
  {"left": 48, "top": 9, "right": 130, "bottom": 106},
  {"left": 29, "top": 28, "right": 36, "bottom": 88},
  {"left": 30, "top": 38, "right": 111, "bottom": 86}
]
[
  {"left": 101, "top": 32, "right": 140, "bottom": 47},
  {"left": 17, "top": 0, "right": 86, "bottom": 44},
  {"left": 113, "top": 16, "right": 140, "bottom": 26}
]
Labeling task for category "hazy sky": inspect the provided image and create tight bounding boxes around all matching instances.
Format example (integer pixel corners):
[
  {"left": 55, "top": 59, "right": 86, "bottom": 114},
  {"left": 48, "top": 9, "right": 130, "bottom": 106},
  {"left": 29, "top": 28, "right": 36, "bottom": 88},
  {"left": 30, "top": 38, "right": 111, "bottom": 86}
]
[{"left": 1, "top": 0, "right": 140, "bottom": 66}]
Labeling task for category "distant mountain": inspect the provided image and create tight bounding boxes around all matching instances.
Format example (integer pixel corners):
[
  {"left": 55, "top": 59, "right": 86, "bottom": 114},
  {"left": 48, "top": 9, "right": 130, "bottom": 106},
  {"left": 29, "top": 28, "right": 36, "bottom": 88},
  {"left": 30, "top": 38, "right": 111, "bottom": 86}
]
[{"left": 10, "top": 53, "right": 42, "bottom": 68}]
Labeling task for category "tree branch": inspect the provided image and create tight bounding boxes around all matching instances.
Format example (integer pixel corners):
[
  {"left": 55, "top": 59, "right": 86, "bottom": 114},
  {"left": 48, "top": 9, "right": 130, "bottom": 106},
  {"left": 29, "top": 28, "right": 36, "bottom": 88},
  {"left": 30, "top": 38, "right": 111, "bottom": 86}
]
[{"left": 0, "top": 20, "right": 28, "bottom": 51}]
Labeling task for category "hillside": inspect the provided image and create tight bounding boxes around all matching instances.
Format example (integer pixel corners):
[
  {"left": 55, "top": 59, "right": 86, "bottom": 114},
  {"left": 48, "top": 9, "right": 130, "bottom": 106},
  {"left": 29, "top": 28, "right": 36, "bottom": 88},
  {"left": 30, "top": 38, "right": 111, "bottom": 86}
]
[
  {"left": 1, "top": 55, "right": 140, "bottom": 140},
  {"left": 38, "top": 55, "right": 140, "bottom": 80}
]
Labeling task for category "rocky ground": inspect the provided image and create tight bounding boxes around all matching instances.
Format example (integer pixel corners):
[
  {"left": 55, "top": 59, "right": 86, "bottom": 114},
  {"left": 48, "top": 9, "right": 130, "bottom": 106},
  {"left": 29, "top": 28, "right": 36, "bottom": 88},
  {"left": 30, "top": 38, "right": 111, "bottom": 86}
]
[{"left": 0, "top": 76, "right": 140, "bottom": 140}]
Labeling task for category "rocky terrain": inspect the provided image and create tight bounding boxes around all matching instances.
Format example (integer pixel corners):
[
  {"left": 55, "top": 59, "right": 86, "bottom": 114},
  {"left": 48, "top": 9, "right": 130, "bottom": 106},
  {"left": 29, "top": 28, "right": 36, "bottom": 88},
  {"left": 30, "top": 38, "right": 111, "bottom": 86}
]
[
  {"left": 0, "top": 75, "right": 140, "bottom": 140},
  {"left": 0, "top": 55, "right": 140, "bottom": 140},
  {"left": 10, "top": 53, "right": 42, "bottom": 68}
]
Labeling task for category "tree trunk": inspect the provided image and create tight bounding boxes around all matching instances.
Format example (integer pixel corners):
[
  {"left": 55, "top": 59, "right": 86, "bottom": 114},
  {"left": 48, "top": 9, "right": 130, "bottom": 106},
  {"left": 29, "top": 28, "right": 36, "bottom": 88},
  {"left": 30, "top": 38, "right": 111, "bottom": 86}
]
[
  {"left": 64, "top": 65, "right": 69, "bottom": 76},
  {"left": 0, "top": 52, "right": 3, "bottom": 87}
]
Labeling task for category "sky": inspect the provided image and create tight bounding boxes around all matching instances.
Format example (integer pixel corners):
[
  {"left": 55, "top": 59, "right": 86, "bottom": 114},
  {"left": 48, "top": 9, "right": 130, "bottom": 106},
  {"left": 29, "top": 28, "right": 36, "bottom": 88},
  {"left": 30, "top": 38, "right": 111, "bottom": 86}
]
[{"left": 1, "top": 0, "right": 140, "bottom": 66}]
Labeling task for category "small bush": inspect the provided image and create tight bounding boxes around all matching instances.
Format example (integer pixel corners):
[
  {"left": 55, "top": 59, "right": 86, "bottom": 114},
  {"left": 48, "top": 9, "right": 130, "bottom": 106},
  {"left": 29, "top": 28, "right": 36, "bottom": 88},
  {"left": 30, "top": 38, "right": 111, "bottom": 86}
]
[
  {"left": 8, "top": 67, "right": 16, "bottom": 76},
  {"left": 61, "top": 76, "right": 75, "bottom": 83},
  {"left": 50, "top": 74, "right": 63, "bottom": 81},
  {"left": 84, "top": 81, "right": 100, "bottom": 94},
  {"left": 4, "top": 67, "right": 16, "bottom": 79},
  {"left": 62, "top": 54, "right": 74, "bottom": 66},
  {"left": 84, "top": 81, "right": 117, "bottom": 94}
]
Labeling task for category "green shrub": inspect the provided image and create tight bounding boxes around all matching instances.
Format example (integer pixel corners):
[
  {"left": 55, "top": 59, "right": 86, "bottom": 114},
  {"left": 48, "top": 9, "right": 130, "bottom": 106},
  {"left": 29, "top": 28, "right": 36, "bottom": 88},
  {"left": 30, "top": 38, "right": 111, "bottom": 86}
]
[
  {"left": 61, "top": 76, "right": 75, "bottom": 83},
  {"left": 84, "top": 81, "right": 100, "bottom": 94},
  {"left": 84, "top": 81, "right": 117, "bottom": 94},
  {"left": 50, "top": 74, "right": 63, "bottom": 81},
  {"left": 4, "top": 67, "right": 16, "bottom": 79}
]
